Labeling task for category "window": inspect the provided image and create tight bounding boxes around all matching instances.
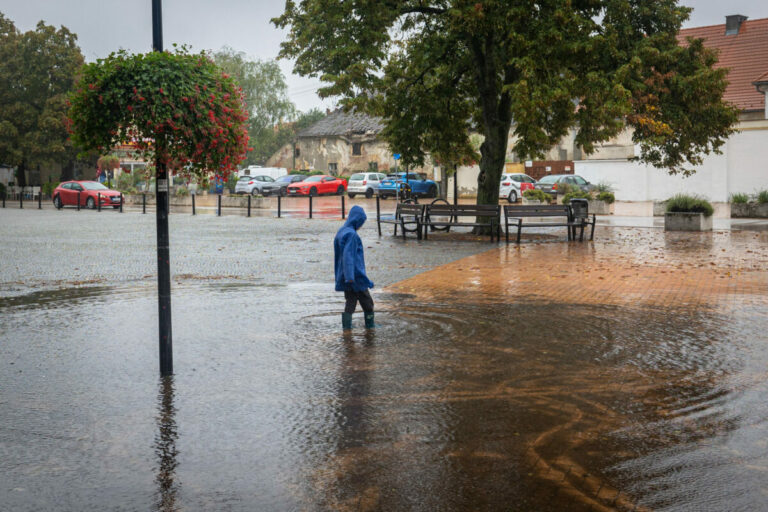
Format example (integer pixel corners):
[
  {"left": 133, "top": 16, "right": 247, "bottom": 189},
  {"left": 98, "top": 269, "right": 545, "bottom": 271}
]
[
  {"left": 294, "top": 146, "right": 300, "bottom": 157},
  {"left": 368, "top": 174, "right": 378, "bottom": 182},
  {"left": 328, "top": 163, "right": 338, "bottom": 173},
  {"left": 573, "top": 176, "right": 587, "bottom": 185},
  {"left": 352, "top": 143, "right": 362, "bottom": 155},
  {"left": 62, "top": 183, "right": 72, "bottom": 190},
  {"left": 368, "top": 161, "right": 378, "bottom": 171}
]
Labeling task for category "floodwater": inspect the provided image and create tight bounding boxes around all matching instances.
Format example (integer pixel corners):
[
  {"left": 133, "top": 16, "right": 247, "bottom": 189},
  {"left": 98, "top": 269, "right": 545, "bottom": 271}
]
[{"left": 2, "top": 227, "right": 768, "bottom": 511}]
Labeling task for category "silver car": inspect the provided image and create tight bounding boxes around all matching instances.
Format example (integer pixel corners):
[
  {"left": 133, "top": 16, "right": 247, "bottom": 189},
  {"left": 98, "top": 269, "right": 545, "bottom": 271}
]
[
  {"left": 347, "top": 172, "right": 387, "bottom": 199},
  {"left": 234, "top": 175, "right": 276, "bottom": 195}
]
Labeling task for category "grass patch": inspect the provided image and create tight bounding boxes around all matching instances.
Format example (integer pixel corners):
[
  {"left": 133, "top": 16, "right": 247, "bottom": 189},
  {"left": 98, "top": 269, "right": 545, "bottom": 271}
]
[
  {"left": 757, "top": 189, "right": 768, "bottom": 204},
  {"left": 666, "top": 194, "right": 714, "bottom": 217},
  {"left": 730, "top": 192, "right": 749, "bottom": 204}
]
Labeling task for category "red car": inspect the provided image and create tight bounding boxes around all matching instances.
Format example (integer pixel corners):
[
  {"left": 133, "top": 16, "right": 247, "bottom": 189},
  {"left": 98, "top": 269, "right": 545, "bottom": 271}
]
[
  {"left": 286, "top": 175, "right": 347, "bottom": 196},
  {"left": 53, "top": 180, "right": 123, "bottom": 209}
]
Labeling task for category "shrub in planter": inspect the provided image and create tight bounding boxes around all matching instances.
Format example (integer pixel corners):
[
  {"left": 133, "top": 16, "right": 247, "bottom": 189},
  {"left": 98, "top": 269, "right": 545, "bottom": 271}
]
[
  {"left": 42, "top": 181, "right": 59, "bottom": 197},
  {"left": 665, "top": 194, "right": 714, "bottom": 217},
  {"left": 562, "top": 187, "right": 591, "bottom": 204},
  {"left": 523, "top": 188, "right": 552, "bottom": 203},
  {"left": 730, "top": 192, "right": 749, "bottom": 204},
  {"left": 175, "top": 185, "right": 189, "bottom": 197},
  {"left": 596, "top": 191, "right": 615, "bottom": 204},
  {"left": 757, "top": 189, "right": 768, "bottom": 204}
]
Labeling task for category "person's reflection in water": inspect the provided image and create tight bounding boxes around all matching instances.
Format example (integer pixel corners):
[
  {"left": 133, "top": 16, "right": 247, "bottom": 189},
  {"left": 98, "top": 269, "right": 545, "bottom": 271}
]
[{"left": 154, "top": 375, "right": 180, "bottom": 512}]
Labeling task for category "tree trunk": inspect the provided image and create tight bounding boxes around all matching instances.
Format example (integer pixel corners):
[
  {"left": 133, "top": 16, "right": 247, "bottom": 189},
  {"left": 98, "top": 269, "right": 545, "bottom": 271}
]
[
  {"left": 15, "top": 162, "right": 27, "bottom": 188},
  {"left": 60, "top": 159, "right": 75, "bottom": 182}
]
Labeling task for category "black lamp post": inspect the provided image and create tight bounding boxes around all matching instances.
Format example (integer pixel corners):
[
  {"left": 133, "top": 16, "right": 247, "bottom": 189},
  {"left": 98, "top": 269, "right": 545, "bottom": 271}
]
[{"left": 153, "top": 0, "right": 173, "bottom": 376}]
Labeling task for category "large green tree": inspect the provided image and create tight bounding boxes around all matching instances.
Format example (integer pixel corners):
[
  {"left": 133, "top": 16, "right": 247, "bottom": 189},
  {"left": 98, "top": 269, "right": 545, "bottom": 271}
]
[
  {"left": 274, "top": 0, "right": 738, "bottom": 209},
  {"left": 0, "top": 13, "right": 85, "bottom": 185},
  {"left": 213, "top": 47, "right": 296, "bottom": 165}
]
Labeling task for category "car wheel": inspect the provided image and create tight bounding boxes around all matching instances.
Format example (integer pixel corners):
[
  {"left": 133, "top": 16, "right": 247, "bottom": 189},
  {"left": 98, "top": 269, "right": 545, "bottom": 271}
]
[
  {"left": 348, "top": 193, "right": 356, "bottom": 198},
  {"left": 280, "top": 187, "right": 287, "bottom": 197},
  {"left": 86, "top": 197, "right": 95, "bottom": 209},
  {"left": 53, "top": 195, "right": 62, "bottom": 209},
  {"left": 251, "top": 189, "right": 260, "bottom": 196},
  {"left": 365, "top": 188, "right": 373, "bottom": 199},
  {"left": 507, "top": 190, "right": 518, "bottom": 203},
  {"left": 310, "top": 187, "right": 318, "bottom": 197},
  {"left": 336, "top": 185, "right": 344, "bottom": 195}
]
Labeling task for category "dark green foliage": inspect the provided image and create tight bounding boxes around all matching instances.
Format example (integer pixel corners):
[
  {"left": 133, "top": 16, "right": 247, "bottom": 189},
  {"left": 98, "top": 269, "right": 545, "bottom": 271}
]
[
  {"left": 757, "top": 190, "right": 768, "bottom": 204},
  {"left": 274, "top": 0, "right": 738, "bottom": 212},
  {"left": 523, "top": 188, "right": 552, "bottom": 203},
  {"left": 666, "top": 194, "right": 714, "bottom": 217},
  {"left": 596, "top": 191, "right": 616, "bottom": 204},
  {"left": 42, "top": 181, "right": 59, "bottom": 197},
  {"left": 562, "top": 186, "right": 592, "bottom": 204},
  {"left": 729, "top": 192, "right": 749, "bottom": 204}
]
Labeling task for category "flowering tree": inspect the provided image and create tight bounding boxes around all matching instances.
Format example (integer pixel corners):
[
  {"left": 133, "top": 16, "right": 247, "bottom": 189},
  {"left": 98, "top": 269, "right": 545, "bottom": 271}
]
[{"left": 68, "top": 48, "right": 250, "bottom": 180}]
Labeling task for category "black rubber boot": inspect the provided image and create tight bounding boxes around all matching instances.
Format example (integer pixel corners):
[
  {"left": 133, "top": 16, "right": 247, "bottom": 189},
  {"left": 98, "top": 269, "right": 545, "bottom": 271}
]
[
  {"left": 342, "top": 313, "right": 353, "bottom": 330},
  {"left": 364, "top": 312, "right": 376, "bottom": 329}
]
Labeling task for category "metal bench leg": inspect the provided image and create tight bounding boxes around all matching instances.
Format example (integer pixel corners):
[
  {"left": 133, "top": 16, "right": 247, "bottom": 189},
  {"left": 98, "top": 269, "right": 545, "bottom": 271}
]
[
  {"left": 516, "top": 219, "right": 522, "bottom": 244},
  {"left": 505, "top": 221, "right": 509, "bottom": 244},
  {"left": 400, "top": 219, "right": 407, "bottom": 240},
  {"left": 377, "top": 220, "right": 382, "bottom": 236},
  {"left": 579, "top": 224, "right": 585, "bottom": 242},
  {"left": 590, "top": 216, "right": 596, "bottom": 240}
]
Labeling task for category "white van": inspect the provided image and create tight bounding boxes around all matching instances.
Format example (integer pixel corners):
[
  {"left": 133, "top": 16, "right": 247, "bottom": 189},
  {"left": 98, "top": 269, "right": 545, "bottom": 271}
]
[{"left": 238, "top": 165, "right": 287, "bottom": 180}]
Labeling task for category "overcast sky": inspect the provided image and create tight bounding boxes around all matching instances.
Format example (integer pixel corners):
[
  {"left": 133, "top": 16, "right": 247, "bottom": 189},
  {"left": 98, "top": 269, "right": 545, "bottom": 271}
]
[{"left": 2, "top": 0, "right": 767, "bottom": 112}]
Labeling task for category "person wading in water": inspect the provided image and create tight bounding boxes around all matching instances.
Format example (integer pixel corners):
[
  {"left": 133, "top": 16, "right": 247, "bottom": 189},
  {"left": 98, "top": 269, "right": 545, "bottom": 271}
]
[{"left": 334, "top": 205, "right": 376, "bottom": 330}]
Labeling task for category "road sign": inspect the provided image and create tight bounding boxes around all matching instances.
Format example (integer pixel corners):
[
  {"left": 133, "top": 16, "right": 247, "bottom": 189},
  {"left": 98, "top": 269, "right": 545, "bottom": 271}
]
[{"left": 393, "top": 153, "right": 401, "bottom": 160}]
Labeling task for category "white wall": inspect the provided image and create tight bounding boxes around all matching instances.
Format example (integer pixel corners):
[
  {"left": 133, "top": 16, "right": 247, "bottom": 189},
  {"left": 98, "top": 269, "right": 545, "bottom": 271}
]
[{"left": 575, "top": 122, "right": 768, "bottom": 203}]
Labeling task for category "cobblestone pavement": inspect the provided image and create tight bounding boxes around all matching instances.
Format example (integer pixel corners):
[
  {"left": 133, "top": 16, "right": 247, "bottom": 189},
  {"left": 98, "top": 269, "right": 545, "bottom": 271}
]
[{"left": 2, "top": 207, "right": 768, "bottom": 511}]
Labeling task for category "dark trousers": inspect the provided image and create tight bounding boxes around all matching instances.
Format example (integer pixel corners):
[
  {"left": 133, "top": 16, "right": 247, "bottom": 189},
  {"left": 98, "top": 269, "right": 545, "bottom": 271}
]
[{"left": 344, "top": 289, "right": 374, "bottom": 314}]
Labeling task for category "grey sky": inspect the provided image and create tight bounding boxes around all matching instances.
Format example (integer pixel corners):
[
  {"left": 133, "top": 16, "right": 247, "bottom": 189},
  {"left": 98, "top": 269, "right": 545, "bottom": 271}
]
[{"left": 2, "top": 0, "right": 767, "bottom": 112}]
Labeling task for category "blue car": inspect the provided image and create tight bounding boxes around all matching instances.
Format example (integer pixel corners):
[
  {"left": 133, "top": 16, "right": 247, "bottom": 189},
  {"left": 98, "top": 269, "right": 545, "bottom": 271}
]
[{"left": 378, "top": 172, "right": 438, "bottom": 199}]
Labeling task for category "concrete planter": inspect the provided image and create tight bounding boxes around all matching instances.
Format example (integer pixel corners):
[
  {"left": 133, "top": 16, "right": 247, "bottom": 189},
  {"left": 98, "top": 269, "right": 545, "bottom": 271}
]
[
  {"left": 522, "top": 198, "right": 544, "bottom": 206},
  {"left": 653, "top": 201, "right": 668, "bottom": 217},
  {"left": 731, "top": 202, "right": 768, "bottom": 218},
  {"left": 588, "top": 200, "right": 614, "bottom": 215},
  {"left": 664, "top": 212, "right": 713, "bottom": 231}
]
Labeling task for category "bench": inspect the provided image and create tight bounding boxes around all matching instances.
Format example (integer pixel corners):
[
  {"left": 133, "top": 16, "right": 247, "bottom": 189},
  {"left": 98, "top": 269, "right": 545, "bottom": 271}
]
[
  {"left": 377, "top": 202, "right": 425, "bottom": 239},
  {"left": 423, "top": 204, "right": 501, "bottom": 242},
  {"left": 503, "top": 204, "right": 583, "bottom": 243}
]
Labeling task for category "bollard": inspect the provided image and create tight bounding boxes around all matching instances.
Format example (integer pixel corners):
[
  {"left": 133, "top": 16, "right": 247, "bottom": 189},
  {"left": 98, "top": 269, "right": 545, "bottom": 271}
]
[
  {"left": 217, "top": 194, "right": 221, "bottom": 216},
  {"left": 19, "top": 191, "right": 23, "bottom": 209},
  {"left": 97, "top": 193, "right": 102, "bottom": 212},
  {"left": 38, "top": 191, "right": 42, "bottom": 210},
  {"left": 2, "top": 191, "right": 5, "bottom": 208},
  {"left": 247, "top": 195, "right": 251, "bottom": 217},
  {"left": 341, "top": 194, "right": 345, "bottom": 219},
  {"left": 309, "top": 195, "right": 313, "bottom": 219},
  {"left": 192, "top": 194, "right": 196, "bottom": 216},
  {"left": 142, "top": 193, "right": 146, "bottom": 214},
  {"left": 119, "top": 193, "right": 123, "bottom": 213},
  {"left": 77, "top": 191, "right": 81, "bottom": 211},
  {"left": 277, "top": 194, "right": 281, "bottom": 218},
  {"left": 376, "top": 195, "right": 381, "bottom": 236}
]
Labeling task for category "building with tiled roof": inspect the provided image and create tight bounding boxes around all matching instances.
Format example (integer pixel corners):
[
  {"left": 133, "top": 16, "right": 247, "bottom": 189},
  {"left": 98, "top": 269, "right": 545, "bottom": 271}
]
[{"left": 678, "top": 15, "right": 768, "bottom": 117}]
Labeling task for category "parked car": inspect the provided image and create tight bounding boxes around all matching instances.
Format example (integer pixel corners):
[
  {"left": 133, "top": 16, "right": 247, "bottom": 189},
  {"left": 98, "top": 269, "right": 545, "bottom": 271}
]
[
  {"left": 53, "top": 180, "right": 122, "bottom": 209},
  {"left": 287, "top": 175, "right": 347, "bottom": 196},
  {"left": 347, "top": 172, "right": 388, "bottom": 199},
  {"left": 378, "top": 172, "right": 438, "bottom": 199},
  {"left": 234, "top": 175, "right": 277, "bottom": 195},
  {"left": 534, "top": 174, "right": 593, "bottom": 199},
  {"left": 499, "top": 173, "right": 537, "bottom": 203},
  {"left": 237, "top": 165, "right": 288, "bottom": 180},
  {"left": 261, "top": 174, "right": 307, "bottom": 197}
]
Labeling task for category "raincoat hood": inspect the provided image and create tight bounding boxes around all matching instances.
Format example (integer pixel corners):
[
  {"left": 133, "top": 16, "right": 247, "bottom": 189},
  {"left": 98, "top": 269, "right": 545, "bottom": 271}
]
[{"left": 344, "top": 205, "right": 367, "bottom": 231}]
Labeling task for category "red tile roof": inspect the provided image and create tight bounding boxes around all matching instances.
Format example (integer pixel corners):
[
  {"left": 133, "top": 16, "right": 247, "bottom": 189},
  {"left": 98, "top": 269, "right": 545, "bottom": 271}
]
[{"left": 678, "top": 17, "right": 768, "bottom": 112}]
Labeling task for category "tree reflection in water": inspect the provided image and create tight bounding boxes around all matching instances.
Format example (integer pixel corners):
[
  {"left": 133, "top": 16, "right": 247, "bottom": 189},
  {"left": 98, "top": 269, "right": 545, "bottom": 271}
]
[{"left": 155, "top": 375, "right": 180, "bottom": 512}]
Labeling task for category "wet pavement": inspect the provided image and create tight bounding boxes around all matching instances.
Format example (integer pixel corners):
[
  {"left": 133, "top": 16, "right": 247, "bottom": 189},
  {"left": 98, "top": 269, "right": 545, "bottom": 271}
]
[{"left": 1, "top": 208, "right": 768, "bottom": 511}]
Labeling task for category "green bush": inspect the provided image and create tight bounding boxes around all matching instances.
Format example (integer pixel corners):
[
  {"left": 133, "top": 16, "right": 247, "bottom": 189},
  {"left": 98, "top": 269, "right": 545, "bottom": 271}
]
[
  {"left": 665, "top": 194, "right": 714, "bottom": 217},
  {"left": 42, "top": 181, "right": 59, "bottom": 197},
  {"left": 562, "top": 187, "right": 591, "bottom": 204},
  {"left": 596, "top": 191, "right": 615, "bottom": 204},
  {"left": 523, "top": 188, "right": 552, "bottom": 203},
  {"left": 594, "top": 181, "right": 614, "bottom": 194},
  {"left": 757, "top": 189, "right": 768, "bottom": 204},
  {"left": 175, "top": 185, "right": 189, "bottom": 197},
  {"left": 730, "top": 192, "right": 749, "bottom": 204}
]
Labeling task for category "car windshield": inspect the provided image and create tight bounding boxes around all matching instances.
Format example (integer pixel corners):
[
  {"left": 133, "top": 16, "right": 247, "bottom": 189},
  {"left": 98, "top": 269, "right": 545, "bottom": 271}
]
[
  {"left": 537, "top": 176, "right": 560, "bottom": 184},
  {"left": 81, "top": 182, "right": 109, "bottom": 191},
  {"left": 350, "top": 173, "right": 365, "bottom": 181},
  {"left": 305, "top": 176, "right": 322, "bottom": 182}
]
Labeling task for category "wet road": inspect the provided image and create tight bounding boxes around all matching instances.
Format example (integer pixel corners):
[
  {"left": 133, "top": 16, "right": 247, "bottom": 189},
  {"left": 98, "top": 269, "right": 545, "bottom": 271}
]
[{"left": 1, "top": 209, "right": 768, "bottom": 511}]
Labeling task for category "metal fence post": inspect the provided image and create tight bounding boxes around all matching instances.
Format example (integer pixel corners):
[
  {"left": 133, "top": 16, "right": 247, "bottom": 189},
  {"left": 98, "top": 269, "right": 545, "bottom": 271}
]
[
  {"left": 143, "top": 193, "right": 146, "bottom": 214},
  {"left": 247, "top": 195, "right": 251, "bottom": 217},
  {"left": 77, "top": 192, "right": 80, "bottom": 211},
  {"left": 19, "top": 191, "right": 23, "bottom": 209},
  {"left": 119, "top": 193, "right": 123, "bottom": 213},
  {"left": 217, "top": 194, "right": 221, "bottom": 216},
  {"left": 192, "top": 194, "right": 195, "bottom": 216},
  {"left": 309, "top": 195, "right": 313, "bottom": 219},
  {"left": 376, "top": 195, "right": 381, "bottom": 236},
  {"left": 97, "top": 193, "right": 102, "bottom": 212},
  {"left": 277, "top": 195, "right": 281, "bottom": 218},
  {"left": 38, "top": 191, "right": 42, "bottom": 209},
  {"left": 2, "top": 190, "right": 5, "bottom": 208},
  {"left": 341, "top": 194, "right": 345, "bottom": 219}
]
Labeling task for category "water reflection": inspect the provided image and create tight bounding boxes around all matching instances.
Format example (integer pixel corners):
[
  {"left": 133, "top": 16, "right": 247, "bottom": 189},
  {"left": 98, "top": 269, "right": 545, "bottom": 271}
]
[{"left": 154, "top": 375, "right": 180, "bottom": 512}]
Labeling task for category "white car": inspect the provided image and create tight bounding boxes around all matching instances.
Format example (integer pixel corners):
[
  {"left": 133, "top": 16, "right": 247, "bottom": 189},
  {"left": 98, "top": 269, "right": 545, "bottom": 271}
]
[
  {"left": 234, "top": 175, "right": 276, "bottom": 195},
  {"left": 499, "top": 173, "right": 536, "bottom": 203},
  {"left": 347, "top": 172, "right": 387, "bottom": 199}
]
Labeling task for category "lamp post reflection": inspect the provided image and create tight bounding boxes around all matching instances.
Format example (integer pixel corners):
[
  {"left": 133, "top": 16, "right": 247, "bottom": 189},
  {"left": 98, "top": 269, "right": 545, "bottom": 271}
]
[{"left": 154, "top": 375, "right": 180, "bottom": 511}]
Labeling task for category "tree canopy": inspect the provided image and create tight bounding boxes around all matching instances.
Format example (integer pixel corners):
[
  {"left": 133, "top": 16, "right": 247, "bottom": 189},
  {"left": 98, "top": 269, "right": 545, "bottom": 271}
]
[
  {"left": 274, "top": 0, "right": 738, "bottom": 206},
  {"left": 68, "top": 48, "right": 250, "bottom": 178},
  {"left": 0, "top": 13, "right": 85, "bottom": 185}
]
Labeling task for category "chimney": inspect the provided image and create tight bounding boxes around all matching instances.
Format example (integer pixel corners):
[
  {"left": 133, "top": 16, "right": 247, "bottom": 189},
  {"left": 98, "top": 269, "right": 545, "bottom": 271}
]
[{"left": 725, "top": 15, "right": 748, "bottom": 35}]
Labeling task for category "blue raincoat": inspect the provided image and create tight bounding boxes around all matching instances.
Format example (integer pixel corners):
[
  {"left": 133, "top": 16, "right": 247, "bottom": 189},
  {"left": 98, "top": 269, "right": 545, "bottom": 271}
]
[{"left": 334, "top": 206, "right": 374, "bottom": 292}]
